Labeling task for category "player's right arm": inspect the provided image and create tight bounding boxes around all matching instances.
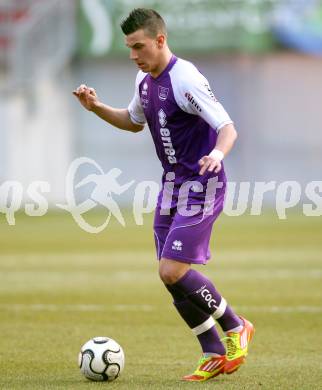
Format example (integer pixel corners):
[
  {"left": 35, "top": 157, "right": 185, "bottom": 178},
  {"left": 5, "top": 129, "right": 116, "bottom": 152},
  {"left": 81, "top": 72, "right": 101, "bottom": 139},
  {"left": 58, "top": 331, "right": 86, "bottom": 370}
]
[{"left": 73, "top": 84, "right": 144, "bottom": 133}]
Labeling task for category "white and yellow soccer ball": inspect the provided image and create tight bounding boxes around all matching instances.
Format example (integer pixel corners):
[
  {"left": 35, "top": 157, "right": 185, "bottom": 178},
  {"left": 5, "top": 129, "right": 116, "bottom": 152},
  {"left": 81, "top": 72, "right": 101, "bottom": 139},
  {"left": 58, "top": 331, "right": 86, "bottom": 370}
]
[{"left": 78, "top": 336, "right": 125, "bottom": 382}]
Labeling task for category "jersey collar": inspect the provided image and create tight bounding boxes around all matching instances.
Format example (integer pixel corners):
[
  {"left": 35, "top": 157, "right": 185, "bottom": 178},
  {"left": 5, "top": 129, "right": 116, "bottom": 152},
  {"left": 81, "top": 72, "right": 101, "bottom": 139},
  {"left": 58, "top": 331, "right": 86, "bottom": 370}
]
[{"left": 150, "top": 55, "right": 177, "bottom": 82}]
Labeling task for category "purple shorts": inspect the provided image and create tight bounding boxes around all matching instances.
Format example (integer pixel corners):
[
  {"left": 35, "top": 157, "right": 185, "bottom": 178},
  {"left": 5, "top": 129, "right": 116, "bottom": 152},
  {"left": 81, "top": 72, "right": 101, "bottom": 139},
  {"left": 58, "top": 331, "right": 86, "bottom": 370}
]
[{"left": 153, "top": 189, "right": 225, "bottom": 265}]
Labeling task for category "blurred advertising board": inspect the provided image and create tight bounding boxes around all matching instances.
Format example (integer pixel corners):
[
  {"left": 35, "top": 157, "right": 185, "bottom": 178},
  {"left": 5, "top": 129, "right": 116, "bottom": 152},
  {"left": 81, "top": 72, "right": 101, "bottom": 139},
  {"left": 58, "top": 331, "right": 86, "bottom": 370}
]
[{"left": 77, "top": 0, "right": 322, "bottom": 57}]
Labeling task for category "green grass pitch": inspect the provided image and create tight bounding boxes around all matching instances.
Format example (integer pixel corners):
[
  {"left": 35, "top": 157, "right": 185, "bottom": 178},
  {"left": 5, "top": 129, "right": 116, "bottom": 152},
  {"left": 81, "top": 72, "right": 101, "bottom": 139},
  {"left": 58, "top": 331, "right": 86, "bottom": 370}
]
[{"left": 0, "top": 211, "right": 322, "bottom": 389}]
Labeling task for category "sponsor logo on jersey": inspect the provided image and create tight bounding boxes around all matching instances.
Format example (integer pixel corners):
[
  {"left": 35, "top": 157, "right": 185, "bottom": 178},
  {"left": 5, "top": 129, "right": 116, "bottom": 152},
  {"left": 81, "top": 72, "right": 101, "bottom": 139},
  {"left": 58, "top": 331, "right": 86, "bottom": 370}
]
[
  {"left": 142, "top": 82, "right": 148, "bottom": 96},
  {"left": 158, "top": 110, "right": 177, "bottom": 164},
  {"left": 203, "top": 83, "right": 217, "bottom": 101},
  {"left": 158, "top": 109, "right": 167, "bottom": 127},
  {"left": 184, "top": 92, "right": 202, "bottom": 112},
  {"left": 141, "top": 82, "right": 149, "bottom": 107},
  {"left": 158, "top": 85, "right": 169, "bottom": 101},
  {"left": 141, "top": 98, "right": 148, "bottom": 108},
  {"left": 172, "top": 240, "right": 183, "bottom": 251}
]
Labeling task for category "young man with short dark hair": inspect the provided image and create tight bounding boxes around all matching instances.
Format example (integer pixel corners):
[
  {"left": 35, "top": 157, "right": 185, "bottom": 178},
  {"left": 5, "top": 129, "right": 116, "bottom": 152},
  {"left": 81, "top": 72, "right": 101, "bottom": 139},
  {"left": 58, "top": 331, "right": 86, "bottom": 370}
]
[{"left": 74, "top": 8, "right": 254, "bottom": 382}]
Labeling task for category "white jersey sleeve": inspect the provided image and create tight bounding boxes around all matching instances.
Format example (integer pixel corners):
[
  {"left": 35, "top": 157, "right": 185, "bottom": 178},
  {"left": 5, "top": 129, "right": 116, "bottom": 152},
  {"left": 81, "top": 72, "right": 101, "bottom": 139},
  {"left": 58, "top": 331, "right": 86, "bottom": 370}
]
[
  {"left": 127, "top": 71, "right": 147, "bottom": 126},
  {"left": 169, "top": 59, "right": 233, "bottom": 132}
]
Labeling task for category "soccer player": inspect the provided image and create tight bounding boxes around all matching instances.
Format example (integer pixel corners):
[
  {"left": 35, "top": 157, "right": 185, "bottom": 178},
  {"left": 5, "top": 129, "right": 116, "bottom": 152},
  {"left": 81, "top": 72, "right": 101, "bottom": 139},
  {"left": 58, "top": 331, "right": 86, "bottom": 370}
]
[{"left": 73, "top": 8, "right": 254, "bottom": 382}]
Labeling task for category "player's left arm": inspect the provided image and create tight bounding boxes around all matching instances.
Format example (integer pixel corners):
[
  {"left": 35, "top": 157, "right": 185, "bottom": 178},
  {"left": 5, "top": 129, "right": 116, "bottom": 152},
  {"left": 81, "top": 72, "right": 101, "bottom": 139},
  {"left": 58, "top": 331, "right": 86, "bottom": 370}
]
[
  {"left": 199, "top": 123, "right": 237, "bottom": 175},
  {"left": 178, "top": 68, "right": 237, "bottom": 175}
]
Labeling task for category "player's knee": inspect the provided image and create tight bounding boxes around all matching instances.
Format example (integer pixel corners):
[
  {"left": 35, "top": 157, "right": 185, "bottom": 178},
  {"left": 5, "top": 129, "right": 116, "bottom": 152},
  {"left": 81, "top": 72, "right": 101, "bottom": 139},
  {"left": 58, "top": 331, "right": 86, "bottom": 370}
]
[
  {"left": 159, "top": 267, "right": 179, "bottom": 285},
  {"left": 158, "top": 260, "right": 189, "bottom": 285}
]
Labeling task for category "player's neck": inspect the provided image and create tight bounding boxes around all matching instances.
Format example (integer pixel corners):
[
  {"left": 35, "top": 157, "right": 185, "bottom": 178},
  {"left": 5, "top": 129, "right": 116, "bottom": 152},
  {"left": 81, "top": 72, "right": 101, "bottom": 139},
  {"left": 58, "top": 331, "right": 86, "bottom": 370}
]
[{"left": 150, "top": 49, "right": 173, "bottom": 79}]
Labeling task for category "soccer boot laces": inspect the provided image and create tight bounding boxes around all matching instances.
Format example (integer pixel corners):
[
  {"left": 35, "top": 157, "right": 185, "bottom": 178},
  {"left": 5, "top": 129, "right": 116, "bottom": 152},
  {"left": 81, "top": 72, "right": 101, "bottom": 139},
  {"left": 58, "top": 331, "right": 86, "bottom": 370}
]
[{"left": 221, "top": 316, "right": 255, "bottom": 374}]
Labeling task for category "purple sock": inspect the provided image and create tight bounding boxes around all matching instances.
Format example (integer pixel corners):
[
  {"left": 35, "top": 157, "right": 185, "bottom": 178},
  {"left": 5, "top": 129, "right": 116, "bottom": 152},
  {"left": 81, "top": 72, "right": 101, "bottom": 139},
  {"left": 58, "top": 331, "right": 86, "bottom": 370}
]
[
  {"left": 166, "top": 284, "right": 225, "bottom": 355},
  {"left": 172, "top": 269, "right": 243, "bottom": 332}
]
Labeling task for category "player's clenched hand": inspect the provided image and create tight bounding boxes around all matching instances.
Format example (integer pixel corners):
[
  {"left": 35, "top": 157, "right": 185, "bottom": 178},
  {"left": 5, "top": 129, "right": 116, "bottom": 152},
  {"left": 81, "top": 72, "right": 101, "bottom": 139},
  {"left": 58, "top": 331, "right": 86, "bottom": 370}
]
[
  {"left": 198, "top": 149, "right": 224, "bottom": 175},
  {"left": 73, "top": 84, "right": 99, "bottom": 111}
]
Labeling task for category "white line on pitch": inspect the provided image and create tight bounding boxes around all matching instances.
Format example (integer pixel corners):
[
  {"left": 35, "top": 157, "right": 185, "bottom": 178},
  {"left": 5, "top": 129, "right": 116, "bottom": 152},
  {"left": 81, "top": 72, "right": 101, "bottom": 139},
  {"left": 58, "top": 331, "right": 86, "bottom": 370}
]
[
  {"left": 1, "top": 304, "right": 322, "bottom": 313},
  {"left": 234, "top": 305, "right": 322, "bottom": 313},
  {"left": 0, "top": 304, "right": 153, "bottom": 312}
]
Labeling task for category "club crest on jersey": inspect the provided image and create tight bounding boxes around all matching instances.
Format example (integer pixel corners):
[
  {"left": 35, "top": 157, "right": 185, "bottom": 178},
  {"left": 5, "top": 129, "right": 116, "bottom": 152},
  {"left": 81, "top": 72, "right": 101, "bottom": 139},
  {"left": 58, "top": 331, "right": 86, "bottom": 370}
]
[
  {"left": 158, "top": 109, "right": 167, "bottom": 127},
  {"left": 158, "top": 85, "right": 169, "bottom": 101}
]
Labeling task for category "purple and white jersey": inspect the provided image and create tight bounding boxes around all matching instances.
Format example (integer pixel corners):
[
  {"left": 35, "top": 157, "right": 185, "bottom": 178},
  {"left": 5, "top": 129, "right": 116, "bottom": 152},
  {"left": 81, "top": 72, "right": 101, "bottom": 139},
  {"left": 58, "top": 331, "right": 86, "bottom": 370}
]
[{"left": 128, "top": 55, "right": 232, "bottom": 204}]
